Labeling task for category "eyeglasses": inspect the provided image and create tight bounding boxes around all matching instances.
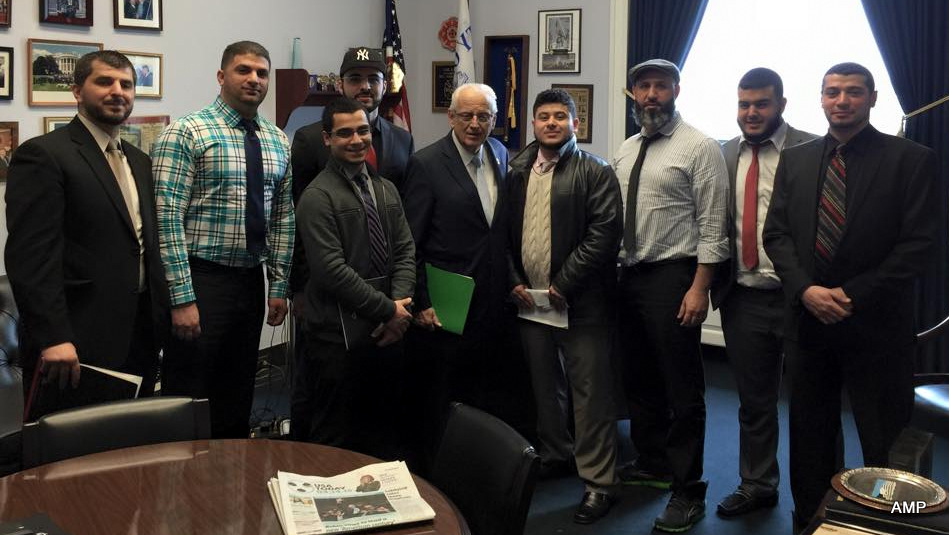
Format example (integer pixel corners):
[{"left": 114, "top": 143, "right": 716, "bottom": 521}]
[
  {"left": 342, "top": 74, "right": 384, "bottom": 87},
  {"left": 453, "top": 112, "right": 495, "bottom": 124},
  {"left": 331, "top": 126, "right": 372, "bottom": 139}
]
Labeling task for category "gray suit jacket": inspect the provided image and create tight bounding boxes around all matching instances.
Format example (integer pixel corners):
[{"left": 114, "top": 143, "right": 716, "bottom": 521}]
[{"left": 711, "top": 124, "right": 818, "bottom": 309}]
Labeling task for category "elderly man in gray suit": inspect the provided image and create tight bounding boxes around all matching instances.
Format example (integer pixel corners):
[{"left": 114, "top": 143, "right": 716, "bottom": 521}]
[{"left": 711, "top": 68, "right": 817, "bottom": 518}]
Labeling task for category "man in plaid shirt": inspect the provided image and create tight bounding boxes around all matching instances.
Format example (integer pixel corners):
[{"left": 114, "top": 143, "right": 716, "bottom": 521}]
[{"left": 152, "top": 41, "right": 294, "bottom": 438}]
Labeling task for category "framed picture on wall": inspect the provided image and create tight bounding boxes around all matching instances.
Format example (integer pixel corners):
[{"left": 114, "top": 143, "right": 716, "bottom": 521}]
[
  {"left": 552, "top": 83, "right": 593, "bottom": 143},
  {"left": 44, "top": 116, "right": 72, "bottom": 133},
  {"left": 484, "top": 35, "right": 530, "bottom": 151},
  {"left": 537, "top": 9, "right": 581, "bottom": 74},
  {"left": 39, "top": 0, "right": 93, "bottom": 26},
  {"left": 114, "top": 0, "right": 162, "bottom": 31},
  {"left": 0, "top": 0, "right": 11, "bottom": 28},
  {"left": 29, "top": 39, "right": 104, "bottom": 106},
  {"left": 432, "top": 61, "right": 454, "bottom": 112},
  {"left": 0, "top": 47, "right": 13, "bottom": 100},
  {"left": 120, "top": 115, "right": 170, "bottom": 155},
  {"left": 121, "top": 51, "right": 162, "bottom": 98},
  {"left": 1, "top": 122, "right": 19, "bottom": 181}
]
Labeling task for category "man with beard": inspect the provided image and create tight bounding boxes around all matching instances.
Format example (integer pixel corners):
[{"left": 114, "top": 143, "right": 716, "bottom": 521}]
[
  {"left": 508, "top": 88, "right": 623, "bottom": 524},
  {"left": 289, "top": 47, "right": 413, "bottom": 441},
  {"left": 710, "top": 68, "right": 817, "bottom": 518},
  {"left": 612, "top": 59, "right": 728, "bottom": 532},
  {"left": 6, "top": 50, "right": 169, "bottom": 407},
  {"left": 764, "top": 63, "right": 936, "bottom": 528},
  {"left": 152, "top": 41, "right": 294, "bottom": 438},
  {"left": 400, "top": 83, "right": 520, "bottom": 473}
]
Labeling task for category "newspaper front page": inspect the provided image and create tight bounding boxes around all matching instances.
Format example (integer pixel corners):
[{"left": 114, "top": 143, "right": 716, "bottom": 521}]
[{"left": 269, "top": 460, "right": 436, "bottom": 535}]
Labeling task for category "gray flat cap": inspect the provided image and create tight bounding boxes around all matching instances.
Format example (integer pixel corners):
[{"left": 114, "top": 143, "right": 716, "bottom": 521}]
[{"left": 628, "top": 58, "right": 681, "bottom": 84}]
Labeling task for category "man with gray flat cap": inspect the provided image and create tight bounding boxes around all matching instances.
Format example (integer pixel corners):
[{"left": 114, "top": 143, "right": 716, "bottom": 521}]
[
  {"left": 612, "top": 58, "right": 729, "bottom": 532},
  {"left": 289, "top": 47, "right": 414, "bottom": 441}
]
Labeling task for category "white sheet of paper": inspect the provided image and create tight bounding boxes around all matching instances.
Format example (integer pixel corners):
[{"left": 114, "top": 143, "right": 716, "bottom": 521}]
[{"left": 517, "top": 289, "right": 569, "bottom": 329}]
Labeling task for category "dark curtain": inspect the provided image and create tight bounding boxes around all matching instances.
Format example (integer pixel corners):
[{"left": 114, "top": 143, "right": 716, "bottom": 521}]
[
  {"left": 863, "top": 0, "right": 949, "bottom": 372},
  {"left": 625, "top": 0, "right": 709, "bottom": 137}
]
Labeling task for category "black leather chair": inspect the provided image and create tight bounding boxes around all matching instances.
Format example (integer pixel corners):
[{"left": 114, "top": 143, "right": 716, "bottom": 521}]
[
  {"left": 0, "top": 275, "right": 23, "bottom": 476},
  {"left": 913, "top": 319, "right": 949, "bottom": 439},
  {"left": 430, "top": 402, "right": 539, "bottom": 535},
  {"left": 21, "top": 396, "right": 211, "bottom": 468}
]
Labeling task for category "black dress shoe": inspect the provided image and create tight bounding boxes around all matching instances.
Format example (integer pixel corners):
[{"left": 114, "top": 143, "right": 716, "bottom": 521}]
[
  {"left": 573, "top": 491, "right": 615, "bottom": 524},
  {"left": 716, "top": 488, "right": 778, "bottom": 517}
]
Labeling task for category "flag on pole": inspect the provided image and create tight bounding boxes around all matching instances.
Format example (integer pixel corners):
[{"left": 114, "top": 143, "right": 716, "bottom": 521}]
[
  {"left": 454, "top": 0, "right": 475, "bottom": 88},
  {"left": 384, "top": 0, "right": 412, "bottom": 132}
]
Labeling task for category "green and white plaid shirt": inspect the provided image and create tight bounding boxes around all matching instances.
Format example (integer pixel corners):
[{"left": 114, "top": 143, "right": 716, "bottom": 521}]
[{"left": 152, "top": 96, "right": 295, "bottom": 306}]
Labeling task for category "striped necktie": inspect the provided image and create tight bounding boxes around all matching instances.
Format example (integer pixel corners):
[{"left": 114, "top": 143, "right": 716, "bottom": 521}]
[
  {"left": 815, "top": 146, "right": 846, "bottom": 274},
  {"left": 354, "top": 174, "right": 388, "bottom": 276}
]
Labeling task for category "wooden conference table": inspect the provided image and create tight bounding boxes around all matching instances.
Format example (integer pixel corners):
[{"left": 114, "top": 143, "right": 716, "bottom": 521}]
[{"left": 0, "top": 439, "right": 470, "bottom": 535}]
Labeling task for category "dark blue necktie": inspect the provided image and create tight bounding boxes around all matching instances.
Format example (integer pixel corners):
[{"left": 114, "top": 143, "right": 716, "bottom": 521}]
[
  {"left": 240, "top": 118, "right": 266, "bottom": 257},
  {"left": 354, "top": 174, "right": 388, "bottom": 276}
]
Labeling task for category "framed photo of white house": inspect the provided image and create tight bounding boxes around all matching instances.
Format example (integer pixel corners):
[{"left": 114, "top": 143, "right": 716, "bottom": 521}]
[
  {"left": 28, "top": 38, "right": 104, "bottom": 106},
  {"left": 537, "top": 9, "right": 581, "bottom": 74},
  {"left": 114, "top": 0, "right": 161, "bottom": 31},
  {"left": 121, "top": 50, "right": 162, "bottom": 98}
]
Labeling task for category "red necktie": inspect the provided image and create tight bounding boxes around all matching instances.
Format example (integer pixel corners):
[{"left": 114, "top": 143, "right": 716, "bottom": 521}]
[
  {"left": 741, "top": 145, "right": 760, "bottom": 269},
  {"left": 366, "top": 143, "right": 378, "bottom": 170}
]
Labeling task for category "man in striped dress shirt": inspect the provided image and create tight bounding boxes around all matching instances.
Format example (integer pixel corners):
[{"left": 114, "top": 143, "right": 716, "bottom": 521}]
[
  {"left": 612, "top": 58, "right": 729, "bottom": 533},
  {"left": 152, "top": 41, "right": 294, "bottom": 439}
]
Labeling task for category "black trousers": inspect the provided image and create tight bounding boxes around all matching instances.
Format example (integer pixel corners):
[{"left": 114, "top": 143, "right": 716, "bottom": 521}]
[
  {"left": 786, "top": 337, "right": 914, "bottom": 519},
  {"left": 719, "top": 285, "right": 784, "bottom": 495},
  {"left": 301, "top": 329, "right": 403, "bottom": 461},
  {"left": 161, "top": 257, "right": 264, "bottom": 439},
  {"left": 618, "top": 259, "right": 706, "bottom": 487}
]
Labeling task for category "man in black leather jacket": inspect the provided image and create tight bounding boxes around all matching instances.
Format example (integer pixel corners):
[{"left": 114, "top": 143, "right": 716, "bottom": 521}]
[{"left": 507, "top": 88, "right": 623, "bottom": 524}]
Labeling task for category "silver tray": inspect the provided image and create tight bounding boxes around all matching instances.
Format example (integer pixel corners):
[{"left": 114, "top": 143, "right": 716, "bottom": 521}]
[{"left": 831, "top": 467, "right": 948, "bottom": 513}]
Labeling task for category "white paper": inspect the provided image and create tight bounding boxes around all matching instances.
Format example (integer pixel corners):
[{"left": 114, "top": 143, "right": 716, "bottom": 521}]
[{"left": 517, "top": 289, "right": 569, "bottom": 329}]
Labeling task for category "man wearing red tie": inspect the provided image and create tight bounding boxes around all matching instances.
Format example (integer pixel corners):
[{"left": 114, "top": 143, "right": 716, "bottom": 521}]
[
  {"left": 711, "top": 68, "right": 816, "bottom": 517},
  {"left": 763, "top": 62, "right": 937, "bottom": 528}
]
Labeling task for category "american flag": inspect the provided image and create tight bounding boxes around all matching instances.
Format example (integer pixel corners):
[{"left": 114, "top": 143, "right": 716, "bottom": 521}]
[{"left": 384, "top": 0, "right": 412, "bottom": 132}]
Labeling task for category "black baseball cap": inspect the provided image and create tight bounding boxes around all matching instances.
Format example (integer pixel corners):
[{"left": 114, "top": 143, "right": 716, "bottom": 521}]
[{"left": 339, "top": 47, "right": 386, "bottom": 76}]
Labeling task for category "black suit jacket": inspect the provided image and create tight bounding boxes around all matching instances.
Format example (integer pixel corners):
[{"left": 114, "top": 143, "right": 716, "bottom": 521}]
[
  {"left": 402, "top": 133, "right": 509, "bottom": 327},
  {"left": 710, "top": 125, "right": 819, "bottom": 309},
  {"left": 762, "top": 125, "right": 937, "bottom": 348},
  {"left": 289, "top": 115, "right": 414, "bottom": 294},
  {"left": 5, "top": 117, "right": 169, "bottom": 370}
]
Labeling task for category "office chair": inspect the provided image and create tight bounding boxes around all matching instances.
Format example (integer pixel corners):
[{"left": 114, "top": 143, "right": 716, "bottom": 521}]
[
  {"left": 21, "top": 396, "right": 211, "bottom": 468},
  {"left": 912, "top": 317, "right": 949, "bottom": 440},
  {"left": 430, "top": 402, "right": 540, "bottom": 535}
]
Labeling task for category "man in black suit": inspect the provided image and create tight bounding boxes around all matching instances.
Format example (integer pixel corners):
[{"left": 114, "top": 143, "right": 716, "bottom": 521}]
[
  {"left": 763, "top": 62, "right": 937, "bottom": 526},
  {"left": 711, "top": 68, "right": 817, "bottom": 517},
  {"left": 401, "top": 83, "right": 521, "bottom": 472},
  {"left": 6, "top": 50, "right": 168, "bottom": 403},
  {"left": 288, "top": 47, "right": 413, "bottom": 441}
]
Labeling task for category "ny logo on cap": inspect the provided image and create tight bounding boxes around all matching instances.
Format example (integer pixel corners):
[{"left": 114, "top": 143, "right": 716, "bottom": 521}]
[{"left": 356, "top": 48, "right": 370, "bottom": 61}]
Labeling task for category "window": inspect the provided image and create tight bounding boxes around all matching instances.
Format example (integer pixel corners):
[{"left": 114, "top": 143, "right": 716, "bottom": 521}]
[{"left": 675, "top": 0, "right": 902, "bottom": 140}]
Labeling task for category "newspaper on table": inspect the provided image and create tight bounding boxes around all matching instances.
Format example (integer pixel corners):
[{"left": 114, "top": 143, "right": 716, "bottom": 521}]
[{"left": 269, "top": 460, "right": 436, "bottom": 535}]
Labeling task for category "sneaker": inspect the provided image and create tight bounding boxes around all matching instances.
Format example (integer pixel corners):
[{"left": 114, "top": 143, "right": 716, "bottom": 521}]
[
  {"left": 618, "top": 460, "right": 673, "bottom": 490},
  {"left": 654, "top": 481, "right": 707, "bottom": 532}
]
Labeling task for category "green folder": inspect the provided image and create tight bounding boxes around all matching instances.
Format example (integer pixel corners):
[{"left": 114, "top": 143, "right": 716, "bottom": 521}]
[{"left": 425, "top": 263, "right": 475, "bottom": 335}]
